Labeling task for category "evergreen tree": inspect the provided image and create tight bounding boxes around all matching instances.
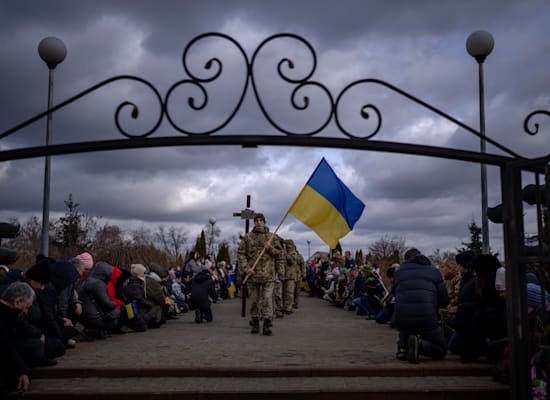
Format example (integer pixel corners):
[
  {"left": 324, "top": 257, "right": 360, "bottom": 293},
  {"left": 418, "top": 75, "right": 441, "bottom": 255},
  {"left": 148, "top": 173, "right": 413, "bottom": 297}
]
[
  {"left": 53, "top": 194, "right": 94, "bottom": 255},
  {"left": 194, "top": 230, "right": 207, "bottom": 257},
  {"left": 216, "top": 242, "right": 231, "bottom": 265},
  {"left": 458, "top": 220, "right": 483, "bottom": 255}
]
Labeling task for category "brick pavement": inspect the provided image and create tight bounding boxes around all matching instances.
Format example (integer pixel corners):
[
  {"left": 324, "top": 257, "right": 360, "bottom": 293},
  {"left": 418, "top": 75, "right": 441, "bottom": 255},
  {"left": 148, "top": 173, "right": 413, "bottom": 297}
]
[{"left": 13, "top": 293, "right": 509, "bottom": 398}]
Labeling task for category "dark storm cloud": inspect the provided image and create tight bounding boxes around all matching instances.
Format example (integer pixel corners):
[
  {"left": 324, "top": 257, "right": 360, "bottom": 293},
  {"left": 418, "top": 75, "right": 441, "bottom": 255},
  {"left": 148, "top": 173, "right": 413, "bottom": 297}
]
[{"left": 1, "top": 1, "right": 549, "bottom": 258}]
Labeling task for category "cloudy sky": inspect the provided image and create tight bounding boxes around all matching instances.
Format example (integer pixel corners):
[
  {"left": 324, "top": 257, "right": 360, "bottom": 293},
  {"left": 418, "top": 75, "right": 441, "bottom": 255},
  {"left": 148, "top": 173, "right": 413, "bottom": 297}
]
[{"left": 1, "top": 0, "right": 549, "bottom": 261}]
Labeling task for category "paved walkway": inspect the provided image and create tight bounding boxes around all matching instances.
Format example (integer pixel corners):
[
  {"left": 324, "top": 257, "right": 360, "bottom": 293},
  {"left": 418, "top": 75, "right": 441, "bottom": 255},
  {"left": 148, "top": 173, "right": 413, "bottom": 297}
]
[
  {"left": 20, "top": 293, "right": 509, "bottom": 398},
  {"left": 40, "top": 293, "right": 463, "bottom": 369}
]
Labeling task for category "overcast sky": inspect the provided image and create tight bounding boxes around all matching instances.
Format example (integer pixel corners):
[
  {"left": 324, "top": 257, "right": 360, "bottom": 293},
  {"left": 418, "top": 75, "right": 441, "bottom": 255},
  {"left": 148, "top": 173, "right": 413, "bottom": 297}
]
[{"left": 1, "top": 1, "right": 549, "bottom": 261}]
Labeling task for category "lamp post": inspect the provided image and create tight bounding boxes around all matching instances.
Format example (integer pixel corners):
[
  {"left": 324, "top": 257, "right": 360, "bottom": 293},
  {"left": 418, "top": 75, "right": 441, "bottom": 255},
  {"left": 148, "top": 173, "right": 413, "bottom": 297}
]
[
  {"left": 307, "top": 240, "right": 311, "bottom": 259},
  {"left": 466, "top": 30, "right": 494, "bottom": 255},
  {"left": 38, "top": 37, "right": 67, "bottom": 256},
  {"left": 208, "top": 217, "right": 217, "bottom": 256}
]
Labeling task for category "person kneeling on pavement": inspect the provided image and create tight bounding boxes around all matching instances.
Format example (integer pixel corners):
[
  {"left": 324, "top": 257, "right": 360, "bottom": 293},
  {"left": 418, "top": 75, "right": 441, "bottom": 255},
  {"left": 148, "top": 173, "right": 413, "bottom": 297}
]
[
  {"left": 393, "top": 248, "right": 449, "bottom": 364},
  {"left": 189, "top": 269, "right": 217, "bottom": 323},
  {"left": 78, "top": 261, "right": 118, "bottom": 339}
]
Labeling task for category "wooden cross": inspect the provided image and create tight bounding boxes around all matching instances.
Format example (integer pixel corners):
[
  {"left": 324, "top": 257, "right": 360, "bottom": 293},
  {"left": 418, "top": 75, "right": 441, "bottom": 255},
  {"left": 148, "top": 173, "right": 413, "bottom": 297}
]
[{"left": 233, "top": 194, "right": 254, "bottom": 235}]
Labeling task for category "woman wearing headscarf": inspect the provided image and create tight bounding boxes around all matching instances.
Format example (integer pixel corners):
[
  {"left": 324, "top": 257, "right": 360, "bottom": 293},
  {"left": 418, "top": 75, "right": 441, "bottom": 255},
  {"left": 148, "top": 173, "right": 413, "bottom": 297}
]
[{"left": 124, "top": 264, "right": 156, "bottom": 332}]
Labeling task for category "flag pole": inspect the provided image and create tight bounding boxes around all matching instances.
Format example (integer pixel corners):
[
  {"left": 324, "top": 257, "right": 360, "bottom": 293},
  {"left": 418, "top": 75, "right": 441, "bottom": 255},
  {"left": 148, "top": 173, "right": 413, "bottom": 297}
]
[{"left": 241, "top": 160, "right": 316, "bottom": 285}]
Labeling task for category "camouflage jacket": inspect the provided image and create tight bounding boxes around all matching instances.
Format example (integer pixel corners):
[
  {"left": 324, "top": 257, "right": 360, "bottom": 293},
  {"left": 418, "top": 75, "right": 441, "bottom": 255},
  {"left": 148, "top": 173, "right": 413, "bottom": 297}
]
[
  {"left": 444, "top": 272, "right": 461, "bottom": 308},
  {"left": 283, "top": 248, "right": 300, "bottom": 281},
  {"left": 237, "top": 226, "right": 282, "bottom": 283}
]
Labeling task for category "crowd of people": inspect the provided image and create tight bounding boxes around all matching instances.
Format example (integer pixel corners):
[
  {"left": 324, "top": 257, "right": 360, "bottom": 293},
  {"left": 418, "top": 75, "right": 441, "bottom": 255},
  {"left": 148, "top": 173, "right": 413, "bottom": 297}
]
[
  {"left": 0, "top": 249, "right": 231, "bottom": 397},
  {"left": 2, "top": 226, "right": 549, "bottom": 397},
  {"left": 305, "top": 246, "right": 550, "bottom": 395}
]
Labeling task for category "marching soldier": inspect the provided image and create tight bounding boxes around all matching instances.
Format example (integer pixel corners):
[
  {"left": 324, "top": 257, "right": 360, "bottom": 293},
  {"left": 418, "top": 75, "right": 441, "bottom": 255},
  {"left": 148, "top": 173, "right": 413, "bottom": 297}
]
[{"left": 237, "top": 213, "right": 282, "bottom": 335}]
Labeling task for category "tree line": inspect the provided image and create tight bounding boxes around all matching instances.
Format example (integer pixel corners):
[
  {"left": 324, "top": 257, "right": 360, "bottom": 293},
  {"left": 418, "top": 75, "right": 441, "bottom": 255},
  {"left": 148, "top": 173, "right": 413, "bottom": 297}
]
[{"left": 3, "top": 194, "right": 483, "bottom": 273}]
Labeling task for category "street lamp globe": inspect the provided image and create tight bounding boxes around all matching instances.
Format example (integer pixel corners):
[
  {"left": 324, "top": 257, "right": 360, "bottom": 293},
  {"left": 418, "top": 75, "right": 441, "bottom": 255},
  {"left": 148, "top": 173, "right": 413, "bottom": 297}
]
[
  {"left": 208, "top": 217, "right": 216, "bottom": 226},
  {"left": 38, "top": 37, "right": 67, "bottom": 69},
  {"left": 466, "top": 31, "right": 494, "bottom": 63}
]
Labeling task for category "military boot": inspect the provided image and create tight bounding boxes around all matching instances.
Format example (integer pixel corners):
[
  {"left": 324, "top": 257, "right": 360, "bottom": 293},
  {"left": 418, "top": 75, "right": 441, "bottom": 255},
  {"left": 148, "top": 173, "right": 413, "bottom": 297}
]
[
  {"left": 250, "top": 317, "right": 260, "bottom": 334},
  {"left": 262, "top": 319, "right": 272, "bottom": 336}
]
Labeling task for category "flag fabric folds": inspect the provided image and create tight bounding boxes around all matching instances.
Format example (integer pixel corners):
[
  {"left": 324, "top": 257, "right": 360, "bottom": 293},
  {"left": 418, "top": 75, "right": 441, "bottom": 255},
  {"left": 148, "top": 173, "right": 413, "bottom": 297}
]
[
  {"left": 226, "top": 273, "right": 236, "bottom": 299},
  {"left": 288, "top": 158, "right": 365, "bottom": 248}
]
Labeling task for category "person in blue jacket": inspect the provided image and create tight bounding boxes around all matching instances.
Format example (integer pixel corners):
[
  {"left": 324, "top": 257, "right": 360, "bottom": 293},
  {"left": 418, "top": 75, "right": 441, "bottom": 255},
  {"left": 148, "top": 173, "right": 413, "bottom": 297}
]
[{"left": 393, "top": 248, "right": 449, "bottom": 364}]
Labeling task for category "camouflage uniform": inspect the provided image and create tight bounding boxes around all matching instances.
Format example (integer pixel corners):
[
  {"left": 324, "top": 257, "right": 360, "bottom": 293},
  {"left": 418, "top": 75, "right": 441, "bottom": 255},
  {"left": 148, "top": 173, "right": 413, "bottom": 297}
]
[
  {"left": 237, "top": 215, "right": 282, "bottom": 335},
  {"left": 293, "top": 250, "right": 306, "bottom": 309},
  {"left": 440, "top": 270, "right": 461, "bottom": 340},
  {"left": 282, "top": 240, "right": 299, "bottom": 313},
  {"left": 273, "top": 237, "right": 286, "bottom": 318}
]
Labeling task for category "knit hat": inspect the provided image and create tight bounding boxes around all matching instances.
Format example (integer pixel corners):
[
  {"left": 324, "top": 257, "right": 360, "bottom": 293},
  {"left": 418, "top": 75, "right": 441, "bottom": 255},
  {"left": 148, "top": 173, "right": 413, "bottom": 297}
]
[
  {"left": 25, "top": 259, "right": 51, "bottom": 284},
  {"left": 494, "top": 267, "right": 506, "bottom": 291},
  {"left": 526, "top": 283, "right": 550, "bottom": 310},
  {"left": 75, "top": 252, "right": 94, "bottom": 270},
  {"left": 130, "top": 264, "right": 146, "bottom": 281},
  {"left": 253, "top": 213, "right": 265, "bottom": 222}
]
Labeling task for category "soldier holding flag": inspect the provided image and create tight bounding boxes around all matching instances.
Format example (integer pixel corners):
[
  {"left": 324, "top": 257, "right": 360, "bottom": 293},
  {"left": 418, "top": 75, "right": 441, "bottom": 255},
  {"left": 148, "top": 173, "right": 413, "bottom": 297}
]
[{"left": 238, "top": 213, "right": 282, "bottom": 336}]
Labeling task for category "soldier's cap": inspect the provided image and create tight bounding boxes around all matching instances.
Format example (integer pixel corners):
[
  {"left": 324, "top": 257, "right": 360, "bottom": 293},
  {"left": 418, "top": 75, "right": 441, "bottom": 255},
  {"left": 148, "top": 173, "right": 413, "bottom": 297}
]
[
  {"left": 253, "top": 213, "right": 265, "bottom": 222},
  {"left": 284, "top": 239, "right": 294, "bottom": 246}
]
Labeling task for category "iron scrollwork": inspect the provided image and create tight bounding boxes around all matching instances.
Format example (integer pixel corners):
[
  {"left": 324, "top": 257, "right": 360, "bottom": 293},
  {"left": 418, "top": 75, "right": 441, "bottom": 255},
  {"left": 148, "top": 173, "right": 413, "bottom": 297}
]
[
  {"left": 0, "top": 33, "right": 533, "bottom": 158},
  {"left": 524, "top": 110, "right": 550, "bottom": 136}
]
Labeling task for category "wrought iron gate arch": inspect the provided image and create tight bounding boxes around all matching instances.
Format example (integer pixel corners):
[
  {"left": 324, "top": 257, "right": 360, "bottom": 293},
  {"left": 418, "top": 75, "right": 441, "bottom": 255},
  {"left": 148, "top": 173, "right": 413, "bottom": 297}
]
[{"left": 1, "top": 33, "right": 549, "bottom": 400}]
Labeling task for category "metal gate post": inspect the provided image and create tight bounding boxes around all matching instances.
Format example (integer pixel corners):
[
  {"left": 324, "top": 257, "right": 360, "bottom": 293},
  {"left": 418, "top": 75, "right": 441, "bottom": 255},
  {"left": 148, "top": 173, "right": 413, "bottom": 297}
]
[{"left": 501, "top": 163, "right": 530, "bottom": 399}]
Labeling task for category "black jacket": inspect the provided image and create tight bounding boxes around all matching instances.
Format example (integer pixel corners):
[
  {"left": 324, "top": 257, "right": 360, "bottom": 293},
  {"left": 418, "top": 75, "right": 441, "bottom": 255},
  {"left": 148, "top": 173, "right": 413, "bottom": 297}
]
[
  {"left": 190, "top": 270, "right": 216, "bottom": 309},
  {"left": 0, "top": 302, "right": 32, "bottom": 380}
]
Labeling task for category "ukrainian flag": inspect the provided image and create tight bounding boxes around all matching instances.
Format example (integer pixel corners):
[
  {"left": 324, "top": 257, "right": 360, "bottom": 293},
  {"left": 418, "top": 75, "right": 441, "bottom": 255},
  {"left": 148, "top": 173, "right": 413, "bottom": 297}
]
[
  {"left": 289, "top": 158, "right": 365, "bottom": 249},
  {"left": 226, "top": 273, "right": 236, "bottom": 299}
]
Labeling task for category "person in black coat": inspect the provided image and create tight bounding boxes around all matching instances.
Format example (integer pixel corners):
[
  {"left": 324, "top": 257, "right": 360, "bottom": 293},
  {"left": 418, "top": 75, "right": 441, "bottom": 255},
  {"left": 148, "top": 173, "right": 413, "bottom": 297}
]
[
  {"left": 190, "top": 269, "right": 217, "bottom": 323},
  {"left": 0, "top": 282, "right": 35, "bottom": 397},
  {"left": 393, "top": 248, "right": 449, "bottom": 364}
]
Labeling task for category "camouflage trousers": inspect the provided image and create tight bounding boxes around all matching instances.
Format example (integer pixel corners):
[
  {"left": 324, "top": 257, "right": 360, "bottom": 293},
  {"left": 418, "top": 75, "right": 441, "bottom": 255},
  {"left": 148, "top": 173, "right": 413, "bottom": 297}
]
[
  {"left": 282, "top": 279, "right": 295, "bottom": 312},
  {"left": 248, "top": 281, "right": 275, "bottom": 321},
  {"left": 273, "top": 280, "right": 283, "bottom": 314},
  {"left": 293, "top": 278, "right": 302, "bottom": 308}
]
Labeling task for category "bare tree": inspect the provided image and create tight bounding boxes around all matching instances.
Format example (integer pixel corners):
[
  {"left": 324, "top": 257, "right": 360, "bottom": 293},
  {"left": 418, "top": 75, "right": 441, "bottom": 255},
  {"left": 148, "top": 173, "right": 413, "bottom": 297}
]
[
  {"left": 429, "top": 249, "right": 456, "bottom": 267},
  {"left": 155, "top": 225, "right": 188, "bottom": 265},
  {"left": 368, "top": 235, "right": 407, "bottom": 260},
  {"left": 131, "top": 227, "right": 152, "bottom": 247},
  {"left": 94, "top": 224, "right": 126, "bottom": 266}
]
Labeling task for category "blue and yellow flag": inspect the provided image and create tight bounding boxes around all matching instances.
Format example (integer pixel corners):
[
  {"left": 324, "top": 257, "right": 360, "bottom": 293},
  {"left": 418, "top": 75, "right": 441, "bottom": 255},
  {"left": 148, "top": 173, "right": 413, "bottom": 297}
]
[
  {"left": 226, "top": 273, "right": 236, "bottom": 299},
  {"left": 288, "top": 158, "right": 365, "bottom": 248}
]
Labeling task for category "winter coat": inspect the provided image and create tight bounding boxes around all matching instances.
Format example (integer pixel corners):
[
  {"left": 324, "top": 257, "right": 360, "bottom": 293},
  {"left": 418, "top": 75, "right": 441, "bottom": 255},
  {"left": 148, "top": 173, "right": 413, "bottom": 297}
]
[
  {"left": 184, "top": 259, "right": 203, "bottom": 277},
  {"left": 124, "top": 276, "right": 156, "bottom": 330},
  {"left": 190, "top": 270, "right": 217, "bottom": 310},
  {"left": 78, "top": 261, "right": 117, "bottom": 330},
  {"left": 0, "top": 302, "right": 32, "bottom": 388},
  {"left": 352, "top": 273, "right": 367, "bottom": 299},
  {"left": 49, "top": 260, "right": 80, "bottom": 321},
  {"left": 107, "top": 266, "right": 123, "bottom": 311},
  {"left": 145, "top": 273, "right": 165, "bottom": 323},
  {"left": 237, "top": 226, "right": 282, "bottom": 283},
  {"left": 393, "top": 255, "right": 449, "bottom": 333}
]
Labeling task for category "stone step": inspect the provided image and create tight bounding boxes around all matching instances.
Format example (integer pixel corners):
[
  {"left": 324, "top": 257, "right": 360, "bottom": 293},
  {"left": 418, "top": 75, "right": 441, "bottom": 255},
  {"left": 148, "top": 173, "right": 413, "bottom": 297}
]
[
  {"left": 10, "top": 375, "right": 509, "bottom": 400},
  {"left": 30, "top": 364, "right": 497, "bottom": 379}
]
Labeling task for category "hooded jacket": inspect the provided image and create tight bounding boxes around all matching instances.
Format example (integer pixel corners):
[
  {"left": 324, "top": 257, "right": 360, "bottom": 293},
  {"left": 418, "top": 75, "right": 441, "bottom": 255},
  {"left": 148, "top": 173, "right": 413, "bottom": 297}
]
[
  {"left": 393, "top": 255, "right": 449, "bottom": 332},
  {"left": 78, "top": 261, "right": 117, "bottom": 329}
]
